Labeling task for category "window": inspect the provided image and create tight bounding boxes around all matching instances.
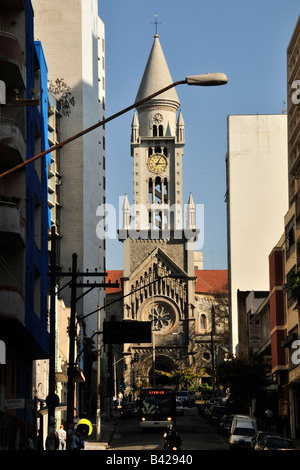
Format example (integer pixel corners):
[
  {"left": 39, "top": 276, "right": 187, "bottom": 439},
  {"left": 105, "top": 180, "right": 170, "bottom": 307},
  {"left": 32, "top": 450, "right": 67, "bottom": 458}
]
[
  {"left": 286, "top": 216, "right": 295, "bottom": 260},
  {"left": 200, "top": 313, "right": 207, "bottom": 331}
]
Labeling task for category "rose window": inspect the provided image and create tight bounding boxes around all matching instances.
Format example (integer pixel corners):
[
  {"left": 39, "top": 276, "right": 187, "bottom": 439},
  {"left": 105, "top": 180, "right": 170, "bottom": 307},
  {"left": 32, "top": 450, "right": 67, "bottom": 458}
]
[{"left": 148, "top": 303, "right": 175, "bottom": 332}]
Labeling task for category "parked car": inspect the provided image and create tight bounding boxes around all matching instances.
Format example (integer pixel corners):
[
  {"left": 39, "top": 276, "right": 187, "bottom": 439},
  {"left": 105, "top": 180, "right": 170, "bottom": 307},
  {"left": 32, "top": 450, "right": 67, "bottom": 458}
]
[
  {"left": 206, "top": 405, "right": 227, "bottom": 425},
  {"left": 229, "top": 423, "right": 257, "bottom": 450},
  {"left": 250, "top": 431, "right": 268, "bottom": 450},
  {"left": 176, "top": 391, "right": 195, "bottom": 406},
  {"left": 120, "top": 402, "right": 138, "bottom": 418},
  {"left": 230, "top": 415, "right": 257, "bottom": 435},
  {"left": 256, "top": 435, "right": 295, "bottom": 450},
  {"left": 176, "top": 400, "right": 184, "bottom": 416},
  {"left": 218, "top": 414, "right": 234, "bottom": 436}
]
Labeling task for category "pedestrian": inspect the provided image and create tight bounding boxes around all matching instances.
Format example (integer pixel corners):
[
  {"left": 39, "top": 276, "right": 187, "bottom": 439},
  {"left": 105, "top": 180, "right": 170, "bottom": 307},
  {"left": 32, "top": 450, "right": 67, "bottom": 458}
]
[
  {"left": 118, "top": 391, "right": 123, "bottom": 406},
  {"left": 265, "top": 409, "right": 273, "bottom": 430},
  {"left": 67, "top": 430, "right": 81, "bottom": 450},
  {"left": 27, "top": 433, "right": 35, "bottom": 450},
  {"left": 113, "top": 395, "right": 118, "bottom": 412},
  {"left": 56, "top": 424, "right": 66, "bottom": 450}
]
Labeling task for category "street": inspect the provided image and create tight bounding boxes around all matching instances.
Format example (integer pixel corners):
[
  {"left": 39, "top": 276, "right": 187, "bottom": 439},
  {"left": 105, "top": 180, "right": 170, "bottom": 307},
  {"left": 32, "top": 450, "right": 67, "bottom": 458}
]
[{"left": 108, "top": 406, "right": 228, "bottom": 451}]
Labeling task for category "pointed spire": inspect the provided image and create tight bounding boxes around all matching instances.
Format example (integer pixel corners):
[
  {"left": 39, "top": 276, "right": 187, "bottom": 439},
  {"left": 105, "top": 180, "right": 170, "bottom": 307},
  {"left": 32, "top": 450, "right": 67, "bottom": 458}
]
[
  {"left": 177, "top": 110, "right": 185, "bottom": 126},
  {"left": 177, "top": 110, "right": 185, "bottom": 143},
  {"left": 131, "top": 111, "right": 139, "bottom": 143},
  {"left": 135, "top": 35, "right": 180, "bottom": 109},
  {"left": 122, "top": 194, "right": 130, "bottom": 230},
  {"left": 186, "top": 193, "right": 195, "bottom": 230},
  {"left": 132, "top": 111, "right": 139, "bottom": 127}
]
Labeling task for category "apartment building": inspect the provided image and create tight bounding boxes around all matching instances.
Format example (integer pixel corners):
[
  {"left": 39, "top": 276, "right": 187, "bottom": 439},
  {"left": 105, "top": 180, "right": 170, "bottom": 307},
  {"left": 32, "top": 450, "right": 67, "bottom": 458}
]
[
  {"left": 226, "top": 114, "right": 289, "bottom": 355},
  {"left": 282, "top": 14, "right": 300, "bottom": 439},
  {"left": 32, "top": 0, "right": 106, "bottom": 341},
  {"left": 233, "top": 16, "right": 300, "bottom": 439},
  {"left": 0, "top": 0, "right": 49, "bottom": 449}
]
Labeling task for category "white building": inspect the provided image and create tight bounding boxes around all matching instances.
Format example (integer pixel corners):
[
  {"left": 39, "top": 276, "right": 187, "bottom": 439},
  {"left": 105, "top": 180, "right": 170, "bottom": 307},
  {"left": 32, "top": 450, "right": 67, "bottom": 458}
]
[
  {"left": 226, "top": 114, "right": 288, "bottom": 354},
  {"left": 32, "top": 0, "right": 106, "bottom": 339}
]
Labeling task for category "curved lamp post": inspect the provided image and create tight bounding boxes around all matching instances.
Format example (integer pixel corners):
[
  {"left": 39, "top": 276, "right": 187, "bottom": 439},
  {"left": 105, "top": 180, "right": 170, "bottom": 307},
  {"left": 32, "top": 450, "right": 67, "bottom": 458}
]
[{"left": 0, "top": 73, "right": 228, "bottom": 179}]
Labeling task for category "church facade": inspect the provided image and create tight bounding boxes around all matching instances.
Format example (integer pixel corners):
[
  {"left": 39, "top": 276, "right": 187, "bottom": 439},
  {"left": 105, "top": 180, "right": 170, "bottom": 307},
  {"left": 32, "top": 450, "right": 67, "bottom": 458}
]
[{"left": 105, "top": 34, "right": 228, "bottom": 392}]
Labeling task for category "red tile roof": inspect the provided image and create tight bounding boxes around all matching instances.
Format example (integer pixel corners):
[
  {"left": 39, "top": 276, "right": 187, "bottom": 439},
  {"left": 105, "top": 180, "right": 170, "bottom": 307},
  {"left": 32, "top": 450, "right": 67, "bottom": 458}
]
[
  {"left": 105, "top": 270, "right": 123, "bottom": 293},
  {"left": 105, "top": 269, "right": 228, "bottom": 295},
  {"left": 194, "top": 270, "right": 228, "bottom": 294}
]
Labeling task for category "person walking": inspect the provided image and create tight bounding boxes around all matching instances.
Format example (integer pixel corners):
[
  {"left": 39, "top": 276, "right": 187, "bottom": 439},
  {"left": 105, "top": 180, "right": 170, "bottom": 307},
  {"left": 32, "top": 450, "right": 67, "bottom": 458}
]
[
  {"left": 265, "top": 409, "right": 273, "bottom": 430},
  {"left": 118, "top": 391, "right": 123, "bottom": 406},
  {"left": 56, "top": 425, "right": 67, "bottom": 450}
]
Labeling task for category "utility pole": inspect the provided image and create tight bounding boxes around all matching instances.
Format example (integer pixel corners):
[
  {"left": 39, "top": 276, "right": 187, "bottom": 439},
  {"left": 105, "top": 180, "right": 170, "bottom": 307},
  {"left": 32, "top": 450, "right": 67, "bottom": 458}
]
[
  {"left": 96, "top": 304, "right": 101, "bottom": 441},
  {"left": 64, "top": 253, "right": 119, "bottom": 449},
  {"left": 47, "top": 238, "right": 119, "bottom": 450},
  {"left": 211, "top": 330, "right": 215, "bottom": 396},
  {"left": 66, "top": 253, "right": 78, "bottom": 447},
  {"left": 46, "top": 226, "right": 59, "bottom": 450}
]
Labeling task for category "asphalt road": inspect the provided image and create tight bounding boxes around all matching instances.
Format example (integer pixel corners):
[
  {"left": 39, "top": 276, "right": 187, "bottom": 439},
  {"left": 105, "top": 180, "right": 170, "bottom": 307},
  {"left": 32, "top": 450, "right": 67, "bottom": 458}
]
[{"left": 108, "top": 406, "right": 229, "bottom": 451}]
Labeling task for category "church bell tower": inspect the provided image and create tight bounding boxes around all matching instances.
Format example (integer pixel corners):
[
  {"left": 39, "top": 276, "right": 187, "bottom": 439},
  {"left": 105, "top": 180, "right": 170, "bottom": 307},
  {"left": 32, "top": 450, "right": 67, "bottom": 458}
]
[{"left": 119, "top": 34, "right": 198, "bottom": 388}]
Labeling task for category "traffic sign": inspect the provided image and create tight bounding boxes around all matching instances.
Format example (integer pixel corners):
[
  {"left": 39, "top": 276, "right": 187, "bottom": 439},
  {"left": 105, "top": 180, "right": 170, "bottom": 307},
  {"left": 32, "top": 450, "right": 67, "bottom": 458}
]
[
  {"left": 103, "top": 321, "right": 152, "bottom": 344},
  {"left": 5, "top": 398, "right": 26, "bottom": 409}
]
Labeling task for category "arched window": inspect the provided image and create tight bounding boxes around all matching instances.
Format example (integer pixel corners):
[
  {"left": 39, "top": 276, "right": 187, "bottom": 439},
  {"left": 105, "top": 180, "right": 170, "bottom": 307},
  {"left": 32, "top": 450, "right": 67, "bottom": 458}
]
[
  {"left": 159, "top": 125, "right": 163, "bottom": 136},
  {"left": 200, "top": 313, "right": 207, "bottom": 331},
  {"left": 153, "top": 125, "right": 157, "bottom": 136}
]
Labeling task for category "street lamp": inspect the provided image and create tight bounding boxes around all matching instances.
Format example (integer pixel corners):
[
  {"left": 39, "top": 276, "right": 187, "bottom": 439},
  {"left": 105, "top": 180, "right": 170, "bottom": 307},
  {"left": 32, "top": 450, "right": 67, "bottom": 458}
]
[{"left": 0, "top": 73, "right": 228, "bottom": 179}]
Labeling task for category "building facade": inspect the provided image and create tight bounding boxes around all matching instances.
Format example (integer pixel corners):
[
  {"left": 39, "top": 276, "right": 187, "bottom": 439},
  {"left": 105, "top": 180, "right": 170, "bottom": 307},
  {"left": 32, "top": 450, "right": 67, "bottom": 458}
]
[
  {"left": 31, "top": 0, "right": 106, "bottom": 341},
  {"left": 0, "top": 0, "right": 49, "bottom": 449},
  {"left": 282, "top": 14, "right": 300, "bottom": 439},
  {"left": 226, "top": 114, "right": 289, "bottom": 355}
]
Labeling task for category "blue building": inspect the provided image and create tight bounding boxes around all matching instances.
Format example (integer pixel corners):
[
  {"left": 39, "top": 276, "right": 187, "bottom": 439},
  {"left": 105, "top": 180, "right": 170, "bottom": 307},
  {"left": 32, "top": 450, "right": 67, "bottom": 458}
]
[{"left": 0, "top": 0, "right": 49, "bottom": 449}]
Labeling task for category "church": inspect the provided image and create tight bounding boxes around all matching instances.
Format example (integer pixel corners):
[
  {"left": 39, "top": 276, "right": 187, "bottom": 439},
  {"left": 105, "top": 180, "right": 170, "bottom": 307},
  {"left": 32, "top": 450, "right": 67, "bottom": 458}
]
[{"left": 105, "top": 33, "right": 228, "bottom": 393}]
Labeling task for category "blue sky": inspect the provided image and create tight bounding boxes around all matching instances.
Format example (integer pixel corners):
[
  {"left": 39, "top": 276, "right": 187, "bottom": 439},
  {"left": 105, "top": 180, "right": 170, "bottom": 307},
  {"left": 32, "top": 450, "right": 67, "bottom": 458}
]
[{"left": 99, "top": 1, "right": 300, "bottom": 271}]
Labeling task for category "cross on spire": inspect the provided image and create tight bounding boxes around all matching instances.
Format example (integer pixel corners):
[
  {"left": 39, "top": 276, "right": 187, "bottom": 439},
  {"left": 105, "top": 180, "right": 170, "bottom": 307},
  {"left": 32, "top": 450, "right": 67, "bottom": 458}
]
[{"left": 152, "top": 14, "right": 161, "bottom": 35}]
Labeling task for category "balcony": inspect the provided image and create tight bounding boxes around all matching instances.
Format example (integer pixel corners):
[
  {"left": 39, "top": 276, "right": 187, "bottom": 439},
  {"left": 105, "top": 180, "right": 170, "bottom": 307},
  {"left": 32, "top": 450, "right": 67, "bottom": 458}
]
[
  {"left": 0, "top": 200, "right": 25, "bottom": 245},
  {"left": 0, "top": 117, "right": 26, "bottom": 169},
  {"left": 0, "top": 31, "right": 25, "bottom": 89},
  {"left": 0, "top": 287, "right": 25, "bottom": 326}
]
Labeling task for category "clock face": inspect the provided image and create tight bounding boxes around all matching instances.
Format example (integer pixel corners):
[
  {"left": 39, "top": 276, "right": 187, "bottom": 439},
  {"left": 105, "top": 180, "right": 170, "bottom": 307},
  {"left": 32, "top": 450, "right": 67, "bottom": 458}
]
[{"left": 148, "top": 153, "right": 167, "bottom": 174}]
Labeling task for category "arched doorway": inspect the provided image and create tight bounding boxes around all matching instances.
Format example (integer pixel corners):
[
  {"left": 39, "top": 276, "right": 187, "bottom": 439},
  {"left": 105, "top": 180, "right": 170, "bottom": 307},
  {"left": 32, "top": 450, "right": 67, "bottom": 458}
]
[{"left": 149, "top": 357, "right": 174, "bottom": 386}]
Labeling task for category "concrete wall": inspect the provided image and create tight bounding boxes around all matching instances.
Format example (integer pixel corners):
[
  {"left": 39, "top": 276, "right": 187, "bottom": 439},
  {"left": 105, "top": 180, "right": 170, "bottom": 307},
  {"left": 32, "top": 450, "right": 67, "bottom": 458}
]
[{"left": 226, "top": 114, "right": 288, "bottom": 353}]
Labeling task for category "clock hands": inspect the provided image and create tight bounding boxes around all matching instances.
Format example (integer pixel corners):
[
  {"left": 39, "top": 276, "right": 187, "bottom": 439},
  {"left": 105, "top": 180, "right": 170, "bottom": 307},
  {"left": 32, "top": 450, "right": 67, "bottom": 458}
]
[
  {"left": 148, "top": 154, "right": 167, "bottom": 173},
  {"left": 156, "top": 156, "right": 162, "bottom": 167}
]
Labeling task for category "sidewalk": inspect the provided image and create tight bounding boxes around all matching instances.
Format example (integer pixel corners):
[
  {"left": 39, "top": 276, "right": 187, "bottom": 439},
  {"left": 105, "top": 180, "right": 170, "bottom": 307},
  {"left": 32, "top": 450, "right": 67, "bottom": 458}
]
[{"left": 84, "top": 411, "right": 119, "bottom": 450}]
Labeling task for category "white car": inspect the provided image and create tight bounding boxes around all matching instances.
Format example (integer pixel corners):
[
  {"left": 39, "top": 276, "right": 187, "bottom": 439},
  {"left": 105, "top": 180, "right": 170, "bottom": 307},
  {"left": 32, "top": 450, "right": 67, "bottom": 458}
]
[
  {"left": 229, "top": 416, "right": 257, "bottom": 450},
  {"left": 229, "top": 425, "right": 256, "bottom": 449},
  {"left": 176, "top": 391, "right": 195, "bottom": 406}
]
